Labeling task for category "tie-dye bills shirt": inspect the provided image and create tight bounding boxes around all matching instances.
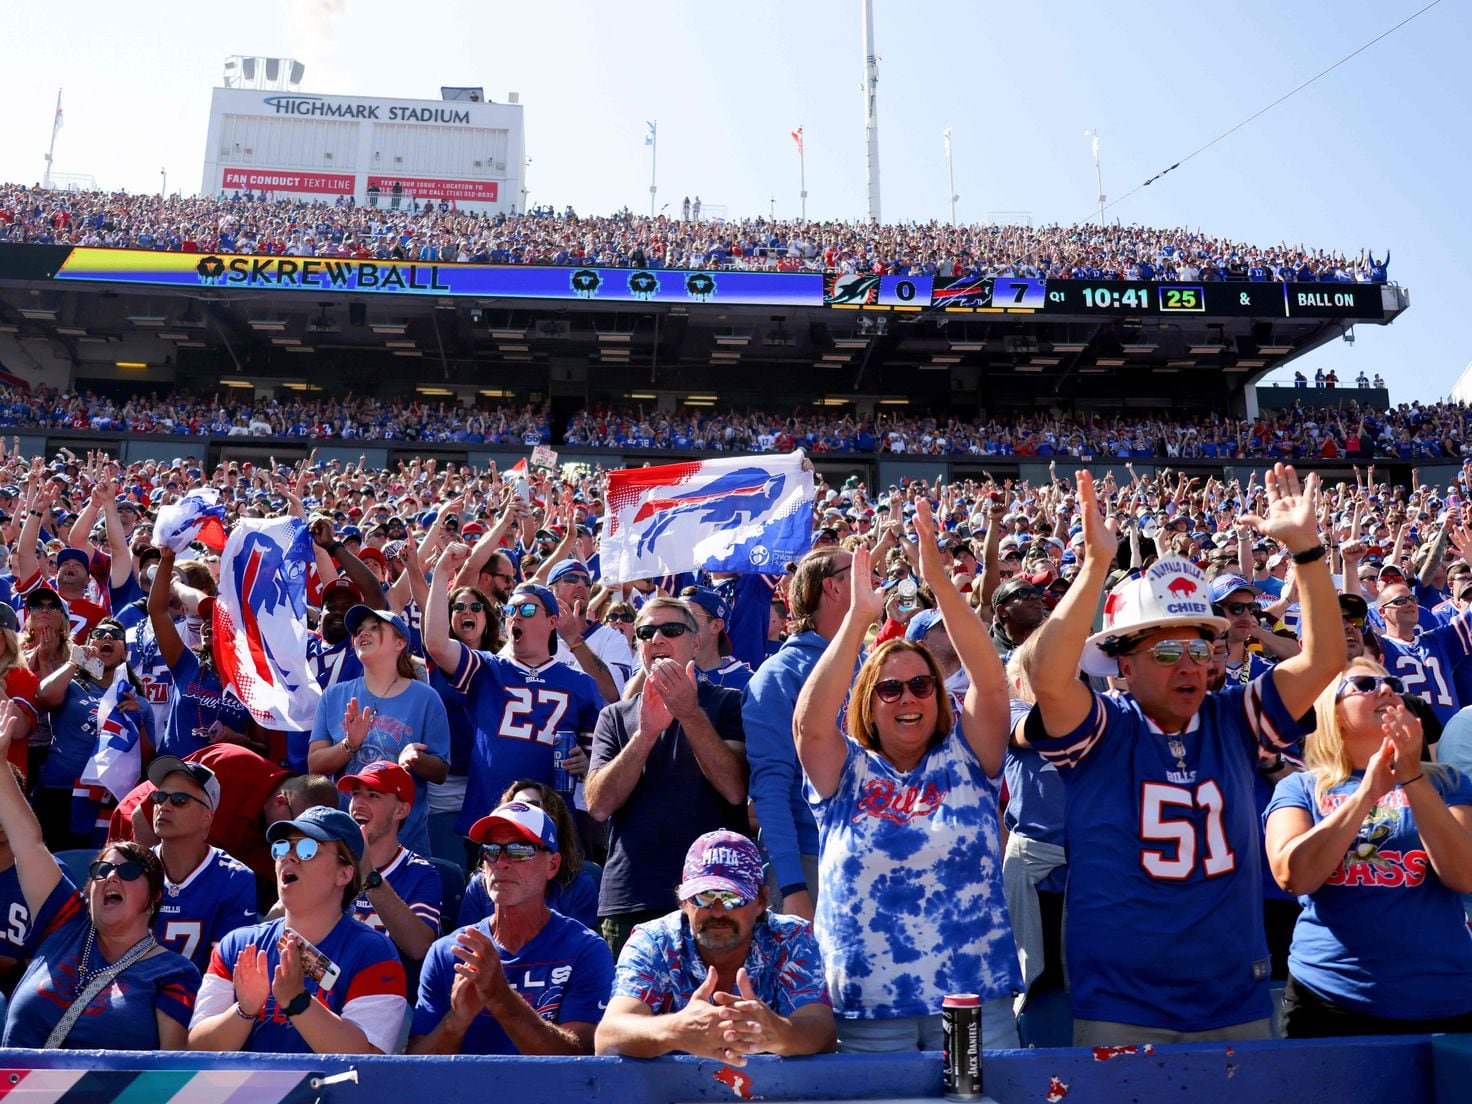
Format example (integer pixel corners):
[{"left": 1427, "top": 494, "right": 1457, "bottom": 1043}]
[{"left": 807, "top": 728, "right": 1020, "bottom": 1018}]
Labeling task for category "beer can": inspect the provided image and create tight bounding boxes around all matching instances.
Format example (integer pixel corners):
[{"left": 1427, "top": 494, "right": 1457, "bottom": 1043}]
[
  {"left": 552, "top": 730, "right": 578, "bottom": 795},
  {"left": 942, "top": 993, "right": 982, "bottom": 1101}
]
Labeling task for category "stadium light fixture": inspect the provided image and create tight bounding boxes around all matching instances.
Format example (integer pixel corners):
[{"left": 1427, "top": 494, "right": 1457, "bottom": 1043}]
[
  {"left": 820, "top": 354, "right": 851, "bottom": 363},
  {"left": 499, "top": 343, "right": 530, "bottom": 353},
  {"left": 1095, "top": 357, "right": 1126, "bottom": 367},
  {"left": 878, "top": 398, "right": 909, "bottom": 405},
  {"left": 714, "top": 334, "right": 751, "bottom": 347},
  {"left": 247, "top": 319, "right": 288, "bottom": 332},
  {"left": 685, "top": 393, "right": 718, "bottom": 401},
  {"left": 478, "top": 389, "right": 514, "bottom": 398},
  {"left": 1028, "top": 357, "right": 1062, "bottom": 367},
  {"left": 416, "top": 386, "right": 454, "bottom": 395},
  {"left": 1167, "top": 360, "right": 1196, "bottom": 369},
  {"left": 930, "top": 355, "right": 963, "bottom": 365},
  {"left": 947, "top": 341, "right": 985, "bottom": 353},
  {"left": 1257, "top": 345, "right": 1293, "bottom": 356},
  {"left": 597, "top": 333, "right": 633, "bottom": 344},
  {"left": 1078, "top": 367, "right": 1108, "bottom": 374},
  {"left": 175, "top": 340, "right": 207, "bottom": 349},
  {"left": 1121, "top": 344, "right": 1157, "bottom": 355},
  {"left": 126, "top": 315, "right": 168, "bottom": 328},
  {"left": 1235, "top": 359, "right": 1267, "bottom": 369},
  {"left": 54, "top": 326, "right": 88, "bottom": 337},
  {"left": 218, "top": 379, "right": 255, "bottom": 389},
  {"left": 833, "top": 338, "right": 870, "bottom": 350},
  {"left": 1188, "top": 345, "right": 1226, "bottom": 356},
  {"left": 156, "top": 332, "right": 190, "bottom": 340},
  {"left": 115, "top": 361, "right": 149, "bottom": 369},
  {"left": 626, "top": 392, "right": 658, "bottom": 400},
  {"left": 384, "top": 340, "right": 418, "bottom": 349},
  {"left": 394, "top": 350, "right": 425, "bottom": 358},
  {"left": 1051, "top": 343, "right": 1089, "bottom": 354},
  {"left": 0, "top": 324, "right": 17, "bottom": 333},
  {"left": 270, "top": 336, "right": 302, "bottom": 346},
  {"left": 370, "top": 322, "right": 410, "bottom": 335},
  {"left": 683, "top": 399, "right": 717, "bottom": 407},
  {"left": 18, "top": 307, "right": 57, "bottom": 321},
  {"left": 283, "top": 345, "right": 315, "bottom": 353}
]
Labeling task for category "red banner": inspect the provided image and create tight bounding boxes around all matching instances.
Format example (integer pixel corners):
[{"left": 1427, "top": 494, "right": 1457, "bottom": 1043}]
[
  {"left": 222, "top": 168, "right": 355, "bottom": 194},
  {"left": 367, "top": 176, "right": 498, "bottom": 202}
]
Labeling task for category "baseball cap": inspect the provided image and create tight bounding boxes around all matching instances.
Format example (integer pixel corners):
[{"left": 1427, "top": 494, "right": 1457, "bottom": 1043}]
[
  {"left": 146, "top": 756, "right": 221, "bottom": 811},
  {"left": 904, "top": 608, "right": 944, "bottom": 642},
  {"left": 321, "top": 578, "right": 364, "bottom": 605},
  {"left": 55, "top": 548, "right": 90, "bottom": 572},
  {"left": 1207, "top": 575, "right": 1262, "bottom": 605},
  {"left": 0, "top": 605, "right": 15, "bottom": 633},
  {"left": 1378, "top": 564, "right": 1406, "bottom": 580},
  {"left": 336, "top": 759, "right": 415, "bottom": 805},
  {"left": 343, "top": 605, "right": 410, "bottom": 640},
  {"left": 510, "top": 583, "right": 559, "bottom": 619},
  {"left": 677, "top": 829, "right": 765, "bottom": 902},
  {"left": 467, "top": 801, "right": 558, "bottom": 849},
  {"left": 23, "top": 585, "right": 65, "bottom": 609},
  {"left": 358, "top": 547, "right": 388, "bottom": 568},
  {"left": 339, "top": 525, "right": 364, "bottom": 543},
  {"left": 1338, "top": 593, "right": 1369, "bottom": 620},
  {"left": 683, "top": 587, "right": 728, "bottom": 623},
  {"left": 993, "top": 577, "right": 1043, "bottom": 606},
  {"left": 547, "top": 559, "right": 591, "bottom": 586},
  {"left": 266, "top": 805, "right": 364, "bottom": 862}
]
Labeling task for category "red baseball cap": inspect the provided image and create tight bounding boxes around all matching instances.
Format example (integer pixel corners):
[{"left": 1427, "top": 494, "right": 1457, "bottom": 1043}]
[{"left": 336, "top": 760, "right": 414, "bottom": 805}]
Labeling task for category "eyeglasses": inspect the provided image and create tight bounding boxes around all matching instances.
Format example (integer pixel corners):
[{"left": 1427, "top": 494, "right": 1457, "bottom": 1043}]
[
  {"left": 502, "top": 601, "right": 544, "bottom": 618},
  {"left": 1342, "top": 615, "right": 1367, "bottom": 630},
  {"left": 1337, "top": 674, "right": 1406, "bottom": 698},
  {"left": 271, "top": 837, "right": 323, "bottom": 862},
  {"left": 555, "top": 573, "right": 591, "bottom": 587},
  {"left": 686, "top": 890, "right": 753, "bottom": 911},
  {"left": 148, "top": 790, "right": 210, "bottom": 810},
  {"left": 480, "top": 841, "right": 550, "bottom": 864},
  {"left": 635, "top": 621, "right": 691, "bottom": 642},
  {"left": 89, "top": 859, "right": 145, "bottom": 882},
  {"left": 1221, "top": 601, "right": 1259, "bottom": 618},
  {"left": 451, "top": 601, "right": 485, "bottom": 613},
  {"left": 999, "top": 586, "right": 1043, "bottom": 604},
  {"left": 90, "top": 626, "right": 125, "bottom": 641},
  {"left": 1131, "top": 639, "right": 1212, "bottom": 666},
  {"left": 1379, "top": 595, "right": 1416, "bottom": 610},
  {"left": 873, "top": 674, "right": 938, "bottom": 703},
  {"left": 605, "top": 612, "right": 635, "bottom": 624}
]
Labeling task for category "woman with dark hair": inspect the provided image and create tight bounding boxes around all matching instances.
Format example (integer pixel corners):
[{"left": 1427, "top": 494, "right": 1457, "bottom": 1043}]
[
  {"left": 456, "top": 780, "right": 599, "bottom": 931},
  {"left": 147, "top": 547, "right": 250, "bottom": 758},
  {"left": 1264, "top": 657, "right": 1472, "bottom": 1036},
  {"left": 309, "top": 606, "right": 450, "bottom": 858},
  {"left": 427, "top": 585, "right": 502, "bottom": 867},
  {"left": 0, "top": 702, "right": 200, "bottom": 1049},
  {"left": 35, "top": 614, "right": 153, "bottom": 850},
  {"left": 188, "top": 805, "right": 407, "bottom": 1053},
  {"left": 601, "top": 601, "right": 637, "bottom": 649},
  {"left": 795, "top": 499, "right": 1020, "bottom": 1052}
]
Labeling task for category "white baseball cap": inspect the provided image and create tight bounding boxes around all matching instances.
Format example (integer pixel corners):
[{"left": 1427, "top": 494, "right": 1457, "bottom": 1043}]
[{"left": 1081, "top": 557, "right": 1229, "bottom": 677}]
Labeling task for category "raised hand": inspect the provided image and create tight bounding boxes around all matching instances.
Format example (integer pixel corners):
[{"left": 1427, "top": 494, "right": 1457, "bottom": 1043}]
[
  {"left": 847, "top": 543, "right": 887, "bottom": 627},
  {"left": 1239, "top": 464, "right": 1322, "bottom": 550},
  {"left": 1076, "top": 470, "right": 1120, "bottom": 566}
]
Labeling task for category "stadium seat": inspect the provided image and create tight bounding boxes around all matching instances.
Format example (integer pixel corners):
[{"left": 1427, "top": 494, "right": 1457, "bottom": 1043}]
[
  {"left": 1016, "top": 986, "right": 1073, "bottom": 1049},
  {"left": 53, "top": 849, "right": 96, "bottom": 889},
  {"left": 428, "top": 856, "right": 468, "bottom": 937}
]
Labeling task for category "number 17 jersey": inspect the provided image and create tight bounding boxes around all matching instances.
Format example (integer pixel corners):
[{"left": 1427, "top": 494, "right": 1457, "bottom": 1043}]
[{"left": 451, "top": 643, "right": 601, "bottom": 835}]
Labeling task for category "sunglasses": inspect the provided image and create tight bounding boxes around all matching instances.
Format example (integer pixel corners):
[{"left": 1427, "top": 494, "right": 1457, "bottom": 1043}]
[
  {"left": 148, "top": 790, "right": 210, "bottom": 810},
  {"left": 1343, "top": 615, "right": 1367, "bottom": 630},
  {"left": 686, "top": 890, "right": 753, "bottom": 911},
  {"left": 635, "top": 622, "right": 691, "bottom": 642},
  {"left": 1221, "top": 601, "right": 1259, "bottom": 618},
  {"left": 1379, "top": 595, "right": 1416, "bottom": 610},
  {"left": 480, "top": 842, "right": 550, "bottom": 864},
  {"left": 27, "top": 602, "right": 62, "bottom": 612},
  {"left": 90, "top": 627, "right": 126, "bottom": 641},
  {"left": 1000, "top": 586, "right": 1043, "bottom": 604},
  {"left": 1131, "top": 639, "right": 1212, "bottom": 666},
  {"left": 271, "top": 837, "right": 323, "bottom": 862},
  {"left": 555, "top": 573, "right": 591, "bottom": 587},
  {"left": 451, "top": 601, "right": 485, "bottom": 614},
  {"left": 502, "top": 602, "right": 544, "bottom": 618},
  {"left": 873, "top": 674, "right": 938, "bottom": 703},
  {"left": 89, "top": 859, "right": 145, "bottom": 882},
  {"left": 1337, "top": 674, "right": 1406, "bottom": 698},
  {"left": 605, "top": 612, "right": 635, "bottom": 624}
]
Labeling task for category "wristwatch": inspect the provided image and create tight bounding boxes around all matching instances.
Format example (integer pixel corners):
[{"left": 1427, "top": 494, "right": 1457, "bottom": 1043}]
[
  {"left": 364, "top": 871, "right": 384, "bottom": 891},
  {"left": 282, "top": 990, "right": 312, "bottom": 1017}
]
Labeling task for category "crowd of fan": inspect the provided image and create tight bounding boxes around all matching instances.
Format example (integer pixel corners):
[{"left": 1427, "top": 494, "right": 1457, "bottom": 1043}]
[
  {"left": 0, "top": 183, "right": 1391, "bottom": 282},
  {"left": 0, "top": 439, "right": 1463, "bottom": 1060},
  {"left": 3, "top": 384, "right": 1469, "bottom": 460}
]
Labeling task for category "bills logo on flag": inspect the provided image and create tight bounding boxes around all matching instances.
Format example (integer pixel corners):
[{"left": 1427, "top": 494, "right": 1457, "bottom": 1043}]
[
  {"left": 601, "top": 450, "right": 814, "bottom": 581},
  {"left": 152, "top": 488, "right": 228, "bottom": 553},
  {"left": 214, "top": 516, "right": 321, "bottom": 730},
  {"left": 79, "top": 670, "right": 142, "bottom": 803}
]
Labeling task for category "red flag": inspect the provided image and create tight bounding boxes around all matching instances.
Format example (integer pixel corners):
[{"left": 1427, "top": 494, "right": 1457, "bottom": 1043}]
[{"left": 790, "top": 127, "right": 803, "bottom": 155}]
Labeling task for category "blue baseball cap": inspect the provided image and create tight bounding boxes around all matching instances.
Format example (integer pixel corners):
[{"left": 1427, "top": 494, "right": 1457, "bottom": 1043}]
[
  {"left": 683, "top": 586, "right": 728, "bottom": 623},
  {"left": 343, "top": 605, "right": 410, "bottom": 640},
  {"left": 55, "top": 548, "right": 90, "bottom": 572},
  {"left": 1208, "top": 574, "right": 1262, "bottom": 604},
  {"left": 904, "top": 609, "right": 945, "bottom": 643},
  {"left": 547, "top": 559, "right": 591, "bottom": 586},
  {"left": 339, "top": 525, "right": 363, "bottom": 542},
  {"left": 677, "top": 829, "right": 765, "bottom": 901},
  {"left": 266, "top": 805, "right": 364, "bottom": 862},
  {"left": 510, "top": 583, "right": 559, "bottom": 619}
]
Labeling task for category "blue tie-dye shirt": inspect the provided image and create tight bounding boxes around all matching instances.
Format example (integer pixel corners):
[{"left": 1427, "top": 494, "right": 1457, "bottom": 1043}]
[{"left": 807, "top": 728, "right": 1020, "bottom": 1019}]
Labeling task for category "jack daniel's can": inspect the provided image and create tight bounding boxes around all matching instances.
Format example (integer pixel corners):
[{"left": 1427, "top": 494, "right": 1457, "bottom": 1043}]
[{"left": 942, "top": 993, "right": 982, "bottom": 1101}]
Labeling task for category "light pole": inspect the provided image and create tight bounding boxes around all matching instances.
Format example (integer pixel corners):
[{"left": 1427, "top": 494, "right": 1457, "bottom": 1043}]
[
  {"left": 944, "top": 128, "right": 957, "bottom": 225},
  {"left": 1083, "top": 129, "right": 1104, "bottom": 225},
  {"left": 160, "top": 168, "right": 167, "bottom": 198}
]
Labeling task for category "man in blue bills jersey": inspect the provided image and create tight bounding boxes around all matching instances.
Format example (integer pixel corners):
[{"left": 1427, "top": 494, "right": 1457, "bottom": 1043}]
[
  {"left": 1374, "top": 579, "right": 1472, "bottom": 726},
  {"left": 1025, "top": 466, "right": 1344, "bottom": 1046},
  {"left": 408, "top": 801, "right": 612, "bottom": 1055},
  {"left": 147, "top": 756, "right": 258, "bottom": 972}
]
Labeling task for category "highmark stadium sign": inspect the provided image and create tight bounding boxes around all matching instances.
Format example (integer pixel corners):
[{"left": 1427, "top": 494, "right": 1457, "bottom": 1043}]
[
  {"left": 29, "top": 247, "right": 1392, "bottom": 318},
  {"left": 260, "top": 95, "right": 472, "bottom": 124}
]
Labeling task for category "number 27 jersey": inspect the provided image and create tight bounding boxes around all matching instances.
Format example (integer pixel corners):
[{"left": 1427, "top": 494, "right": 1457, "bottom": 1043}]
[{"left": 451, "top": 644, "right": 601, "bottom": 836}]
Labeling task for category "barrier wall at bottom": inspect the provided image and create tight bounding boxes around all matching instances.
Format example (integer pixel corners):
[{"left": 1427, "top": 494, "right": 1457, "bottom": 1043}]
[{"left": 0, "top": 1037, "right": 1441, "bottom": 1104}]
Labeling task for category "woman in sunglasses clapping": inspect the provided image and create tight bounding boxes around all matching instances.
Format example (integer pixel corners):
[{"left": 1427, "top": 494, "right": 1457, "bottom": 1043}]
[
  {"left": 794, "top": 498, "right": 1020, "bottom": 1053},
  {"left": 0, "top": 701, "right": 200, "bottom": 1049},
  {"left": 1264, "top": 657, "right": 1472, "bottom": 1037}
]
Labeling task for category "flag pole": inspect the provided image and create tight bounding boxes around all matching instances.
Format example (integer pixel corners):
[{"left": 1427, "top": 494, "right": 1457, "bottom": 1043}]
[
  {"left": 648, "top": 120, "right": 658, "bottom": 218},
  {"left": 798, "top": 124, "right": 807, "bottom": 221},
  {"left": 43, "top": 88, "right": 62, "bottom": 189},
  {"left": 944, "top": 128, "right": 957, "bottom": 226}
]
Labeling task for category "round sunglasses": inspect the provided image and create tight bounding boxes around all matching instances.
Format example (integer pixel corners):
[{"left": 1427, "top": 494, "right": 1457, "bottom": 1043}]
[{"left": 873, "top": 675, "right": 938, "bottom": 703}]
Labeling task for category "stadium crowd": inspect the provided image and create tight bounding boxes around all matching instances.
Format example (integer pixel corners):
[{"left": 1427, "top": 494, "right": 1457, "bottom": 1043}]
[
  {"left": 0, "top": 183, "right": 1391, "bottom": 282},
  {"left": 0, "top": 436, "right": 1465, "bottom": 1058},
  {"left": 2, "top": 384, "right": 1469, "bottom": 460}
]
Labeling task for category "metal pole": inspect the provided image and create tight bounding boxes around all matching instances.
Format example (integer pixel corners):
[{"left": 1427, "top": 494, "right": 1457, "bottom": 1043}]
[
  {"left": 43, "top": 88, "right": 61, "bottom": 189},
  {"left": 799, "top": 132, "right": 807, "bottom": 221},
  {"left": 161, "top": 168, "right": 167, "bottom": 198},
  {"left": 861, "top": 0, "right": 881, "bottom": 223},
  {"left": 1085, "top": 129, "right": 1105, "bottom": 225},
  {"left": 648, "top": 122, "right": 657, "bottom": 218},
  {"left": 945, "top": 129, "right": 957, "bottom": 226}
]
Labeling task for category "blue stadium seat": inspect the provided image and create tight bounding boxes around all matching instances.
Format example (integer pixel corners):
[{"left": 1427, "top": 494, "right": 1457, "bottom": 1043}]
[
  {"left": 1016, "top": 987, "right": 1073, "bottom": 1049},
  {"left": 53, "top": 849, "right": 96, "bottom": 889},
  {"left": 428, "top": 856, "right": 468, "bottom": 937}
]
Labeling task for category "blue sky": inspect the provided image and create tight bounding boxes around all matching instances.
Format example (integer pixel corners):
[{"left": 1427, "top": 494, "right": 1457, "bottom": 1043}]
[{"left": 3, "top": 0, "right": 1464, "bottom": 398}]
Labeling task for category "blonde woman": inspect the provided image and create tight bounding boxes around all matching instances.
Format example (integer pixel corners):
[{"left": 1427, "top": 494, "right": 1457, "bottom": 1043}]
[{"left": 1264, "top": 657, "right": 1472, "bottom": 1036}]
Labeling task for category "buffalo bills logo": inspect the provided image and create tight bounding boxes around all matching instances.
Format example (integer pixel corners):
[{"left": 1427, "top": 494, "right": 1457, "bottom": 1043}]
[
  {"left": 1166, "top": 578, "right": 1198, "bottom": 599},
  {"left": 931, "top": 275, "right": 993, "bottom": 308},
  {"left": 232, "top": 530, "right": 309, "bottom": 690},
  {"left": 854, "top": 779, "right": 948, "bottom": 824},
  {"left": 628, "top": 271, "right": 659, "bottom": 299},
  {"left": 686, "top": 272, "right": 716, "bottom": 300},
  {"left": 633, "top": 469, "right": 786, "bottom": 560},
  {"left": 570, "top": 269, "right": 601, "bottom": 297}
]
